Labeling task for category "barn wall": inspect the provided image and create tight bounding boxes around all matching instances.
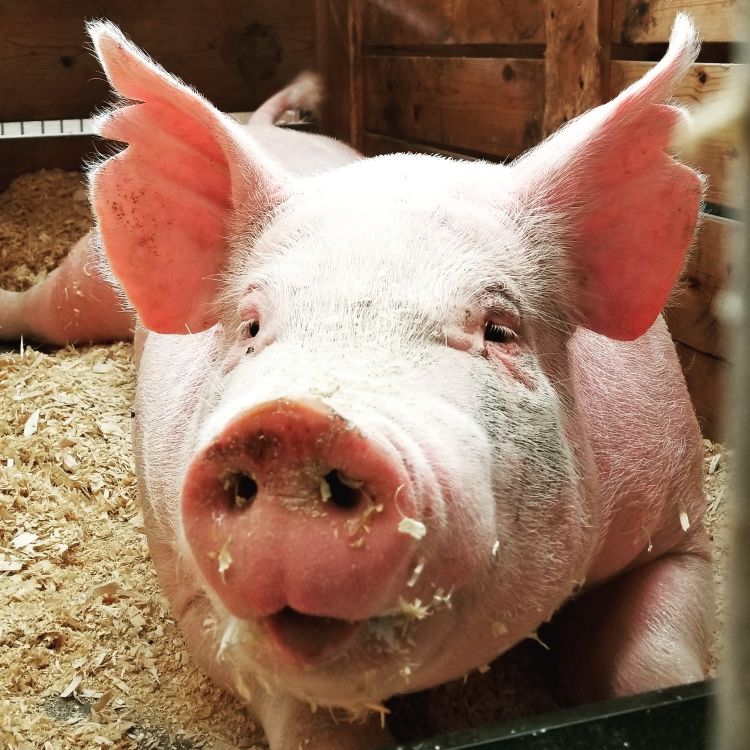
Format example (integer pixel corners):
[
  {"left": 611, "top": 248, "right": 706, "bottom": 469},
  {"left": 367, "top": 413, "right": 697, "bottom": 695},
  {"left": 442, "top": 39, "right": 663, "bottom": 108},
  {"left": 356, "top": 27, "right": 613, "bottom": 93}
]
[
  {"left": 317, "top": 0, "right": 743, "bottom": 440},
  {"left": 0, "top": 1, "right": 741, "bottom": 440},
  {"left": 0, "top": 1, "right": 316, "bottom": 194},
  {"left": 0, "top": 0, "right": 315, "bottom": 121}
]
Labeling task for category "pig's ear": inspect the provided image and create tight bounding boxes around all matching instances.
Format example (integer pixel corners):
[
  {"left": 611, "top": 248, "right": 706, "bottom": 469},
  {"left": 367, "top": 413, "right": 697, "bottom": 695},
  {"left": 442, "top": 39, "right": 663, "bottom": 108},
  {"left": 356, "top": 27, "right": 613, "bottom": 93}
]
[
  {"left": 88, "top": 22, "right": 285, "bottom": 334},
  {"left": 509, "top": 13, "right": 703, "bottom": 340}
]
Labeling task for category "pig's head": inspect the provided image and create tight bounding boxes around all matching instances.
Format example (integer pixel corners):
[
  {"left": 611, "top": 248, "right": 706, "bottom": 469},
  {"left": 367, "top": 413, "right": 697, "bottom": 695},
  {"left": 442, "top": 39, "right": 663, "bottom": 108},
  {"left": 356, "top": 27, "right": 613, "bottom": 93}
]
[{"left": 89, "top": 18, "right": 702, "bottom": 711}]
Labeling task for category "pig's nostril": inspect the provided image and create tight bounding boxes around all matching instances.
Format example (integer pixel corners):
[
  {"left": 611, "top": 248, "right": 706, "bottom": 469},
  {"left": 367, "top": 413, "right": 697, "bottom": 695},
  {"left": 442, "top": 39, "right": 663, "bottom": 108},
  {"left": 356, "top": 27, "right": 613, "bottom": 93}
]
[
  {"left": 224, "top": 472, "right": 258, "bottom": 509},
  {"left": 324, "top": 470, "right": 362, "bottom": 510}
]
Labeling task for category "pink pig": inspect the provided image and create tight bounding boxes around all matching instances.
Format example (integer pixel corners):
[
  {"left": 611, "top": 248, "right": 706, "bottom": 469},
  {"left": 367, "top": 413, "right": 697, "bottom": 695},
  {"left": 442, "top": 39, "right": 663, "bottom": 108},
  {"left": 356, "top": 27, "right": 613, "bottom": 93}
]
[{"left": 0, "top": 15, "right": 712, "bottom": 750}]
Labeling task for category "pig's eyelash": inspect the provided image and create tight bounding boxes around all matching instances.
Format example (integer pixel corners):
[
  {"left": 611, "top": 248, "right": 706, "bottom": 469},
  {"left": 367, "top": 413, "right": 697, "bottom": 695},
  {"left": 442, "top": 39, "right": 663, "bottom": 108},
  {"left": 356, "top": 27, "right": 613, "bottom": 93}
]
[{"left": 484, "top": 322, "right": 518, "bottom": 344}]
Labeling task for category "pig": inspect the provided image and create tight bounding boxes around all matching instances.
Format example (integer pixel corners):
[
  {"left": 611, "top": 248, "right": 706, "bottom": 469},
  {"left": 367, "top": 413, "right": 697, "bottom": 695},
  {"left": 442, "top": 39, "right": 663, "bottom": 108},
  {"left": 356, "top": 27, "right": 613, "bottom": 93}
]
[{"left": 0, "top": 15, "right": 713, "bottom": 750}]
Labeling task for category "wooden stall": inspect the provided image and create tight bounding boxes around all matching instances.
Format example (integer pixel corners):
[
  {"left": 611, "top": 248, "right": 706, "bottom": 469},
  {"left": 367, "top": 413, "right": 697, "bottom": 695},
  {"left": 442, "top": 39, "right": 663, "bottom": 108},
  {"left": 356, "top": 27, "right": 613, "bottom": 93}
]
[
  {"left": 0, "top": 3, "right": 742, "bottom": 748},
  {"left": 316, "top": 0, "right": 743, "bottom": 440}
]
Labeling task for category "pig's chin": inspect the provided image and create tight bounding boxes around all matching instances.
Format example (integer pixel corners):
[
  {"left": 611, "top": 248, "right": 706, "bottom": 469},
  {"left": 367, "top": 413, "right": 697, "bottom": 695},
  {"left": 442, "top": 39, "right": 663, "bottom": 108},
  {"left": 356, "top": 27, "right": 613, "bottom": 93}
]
[{"left": 218, "top": 606, "right": 456, "bottom": 709}]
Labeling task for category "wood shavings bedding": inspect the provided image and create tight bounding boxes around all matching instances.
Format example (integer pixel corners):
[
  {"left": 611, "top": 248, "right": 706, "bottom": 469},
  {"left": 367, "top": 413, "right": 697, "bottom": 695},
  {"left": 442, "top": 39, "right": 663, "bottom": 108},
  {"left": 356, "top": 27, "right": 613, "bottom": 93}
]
[
  {"left": 0, "top": 171, "right": 91, "bottom": 292},
  {"left": 0, "top": 169, "right": 731, "bottom": 749},
  {"left": 0, "top": 342, "right": 264, "bottom": 749},
  {"left": 0, "top": 170, "right": 263, "bottom": 750}
]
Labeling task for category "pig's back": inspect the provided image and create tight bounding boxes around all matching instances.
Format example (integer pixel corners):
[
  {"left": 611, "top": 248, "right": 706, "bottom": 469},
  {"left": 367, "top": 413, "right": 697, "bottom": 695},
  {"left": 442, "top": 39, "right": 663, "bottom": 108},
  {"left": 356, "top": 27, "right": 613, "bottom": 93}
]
[
  {"left": 246, "top": 122, "right": 361, "bottom": 178},
  {"left": 569, "top": 317, "right": 706, "bottom": 584}
]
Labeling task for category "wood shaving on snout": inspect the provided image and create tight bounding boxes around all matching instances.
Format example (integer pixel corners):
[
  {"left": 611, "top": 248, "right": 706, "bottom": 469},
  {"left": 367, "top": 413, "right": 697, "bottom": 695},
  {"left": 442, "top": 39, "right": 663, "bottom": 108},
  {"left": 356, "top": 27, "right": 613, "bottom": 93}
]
[{"left": 0, "top": 170, "right": 733, "bottom": 748}]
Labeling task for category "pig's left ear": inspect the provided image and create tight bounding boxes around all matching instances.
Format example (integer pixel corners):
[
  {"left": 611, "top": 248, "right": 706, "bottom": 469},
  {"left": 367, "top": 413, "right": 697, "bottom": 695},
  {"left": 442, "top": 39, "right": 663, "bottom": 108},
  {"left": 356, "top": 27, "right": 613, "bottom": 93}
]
[
  {"left": 508, "top": 13, "right": 703, "bottom": 340},
  {"left": 88, "top": 22, "right": 286, "bottom": 334}
]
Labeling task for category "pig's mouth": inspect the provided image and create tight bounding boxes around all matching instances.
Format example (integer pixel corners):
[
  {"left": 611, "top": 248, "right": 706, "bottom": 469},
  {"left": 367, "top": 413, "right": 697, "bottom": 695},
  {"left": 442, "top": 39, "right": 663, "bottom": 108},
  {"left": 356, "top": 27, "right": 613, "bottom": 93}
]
[{"left": 261, "top": 607, "right": 365, "bottom": 666}]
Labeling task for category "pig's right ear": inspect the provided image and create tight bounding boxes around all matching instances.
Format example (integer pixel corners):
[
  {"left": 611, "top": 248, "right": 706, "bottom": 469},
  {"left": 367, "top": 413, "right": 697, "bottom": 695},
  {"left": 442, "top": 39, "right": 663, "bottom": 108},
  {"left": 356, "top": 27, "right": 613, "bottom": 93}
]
[{"left": 88, "top": 22, "right": 286, "bottom": 334}]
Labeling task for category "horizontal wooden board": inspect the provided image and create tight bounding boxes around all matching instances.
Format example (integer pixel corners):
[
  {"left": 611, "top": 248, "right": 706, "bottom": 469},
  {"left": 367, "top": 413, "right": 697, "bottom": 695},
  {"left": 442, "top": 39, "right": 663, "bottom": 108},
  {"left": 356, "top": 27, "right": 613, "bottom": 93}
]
[
  {"left": 363, "top": 0, "right": 545, "bottom": 45},
  {"left": 675, "top": 341, "right": 728, "bottom": 441},
  {"left": 363, "top": 56, "right": 544, "bottom": 158},
  {"left": 666, "top": 215, "right": 739, "bottom": 361},
  {"left": 0, "top": 136, "right": 98, "bottom": 193},
  {"left": 363, "top": 132, "right": 481, "bottom": 160},
  {"left": 609, "top": 61, "right": 741, "bottom": 208},
  {"left": 613, "top": 0, "right": 740, "bottom": 43},
  {"left": 0, "top": 0, "right": 314, "bottom": 121}
]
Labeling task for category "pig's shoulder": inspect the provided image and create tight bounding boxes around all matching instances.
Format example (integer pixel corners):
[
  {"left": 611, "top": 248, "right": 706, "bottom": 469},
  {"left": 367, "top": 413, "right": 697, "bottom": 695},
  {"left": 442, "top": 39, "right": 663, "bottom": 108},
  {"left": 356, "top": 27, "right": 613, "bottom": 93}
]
[{"left": 569, "top": 320, "right": 705, "bottom": 580}]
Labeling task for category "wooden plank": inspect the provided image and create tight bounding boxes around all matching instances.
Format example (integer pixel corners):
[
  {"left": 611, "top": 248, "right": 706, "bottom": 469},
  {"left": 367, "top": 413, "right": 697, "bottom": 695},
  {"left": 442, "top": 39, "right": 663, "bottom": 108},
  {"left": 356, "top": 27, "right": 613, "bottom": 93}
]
[
  {"left": 363, "top": 0, "right": 545, "bottom": 45},
  {"left": 612, "top": 0, "right": 740, "bottom": 43},
  {"left": 0, "top": 136, "right": 98, "bottom": 193},
  {"left": 316, "top": 0, "right": 364, "bottom": 149},
  {"left": 543, "top": 0, "right": 602, "bottom": 136},
  {"left": 674, "top": 341, "right": 728, "bottom": 441},
  {"left": 363, "top": 132, "right": 480, "bottom": 160},
  {"left": 610, "top": 61, "right": 741, "bottom": 208},
  {"left": 363, "top": 56, "right": 545, "bottom": 158},
  {"left": 666, "top": 215, "right": 739, "bottom": 361},
  {"left": 0, "top": 0, "right": 314, "bottom": 122}
]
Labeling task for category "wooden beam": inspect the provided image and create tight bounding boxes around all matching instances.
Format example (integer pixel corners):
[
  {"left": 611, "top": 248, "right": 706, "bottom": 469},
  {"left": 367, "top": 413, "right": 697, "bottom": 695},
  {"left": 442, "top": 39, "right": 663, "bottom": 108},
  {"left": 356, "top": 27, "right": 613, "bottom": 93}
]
[
  {"left": 316, "top": 0, "right": 364, "bottom": 150},
  {"left": 363, "top": 0, "right": 545, "bottom": 45},
  {"left": 363, "top": 56, "right": 544, "bottom": 158},
  {"left": 666, "top": 215, "right": 739, "bottom": 361},
  {"left": 543, "top": 0, "right": 603, "bottom": 136},
  {"left": 0, "top": 136, "right": 97, "bottom": 193},
  {"left": 0, "top": 1, "right": 315, "bottom": 122},
  {"left": 613, "top": 0, "right": 740, "bottom": 44}
]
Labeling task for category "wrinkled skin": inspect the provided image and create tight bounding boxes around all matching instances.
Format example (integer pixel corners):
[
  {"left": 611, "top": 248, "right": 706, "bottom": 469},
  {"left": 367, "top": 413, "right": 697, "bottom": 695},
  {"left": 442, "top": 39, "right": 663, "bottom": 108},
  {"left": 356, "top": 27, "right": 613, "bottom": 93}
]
[{"left": 0, "top": 16, "right": 712, "bottom": 750}]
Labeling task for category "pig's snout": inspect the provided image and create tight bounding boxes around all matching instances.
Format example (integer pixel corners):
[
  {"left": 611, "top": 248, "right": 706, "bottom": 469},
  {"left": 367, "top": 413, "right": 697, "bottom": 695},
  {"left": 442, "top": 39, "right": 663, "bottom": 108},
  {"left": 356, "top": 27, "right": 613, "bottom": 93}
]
[{"left": 181, "top": 399, "right": 420, "bottom": 634}]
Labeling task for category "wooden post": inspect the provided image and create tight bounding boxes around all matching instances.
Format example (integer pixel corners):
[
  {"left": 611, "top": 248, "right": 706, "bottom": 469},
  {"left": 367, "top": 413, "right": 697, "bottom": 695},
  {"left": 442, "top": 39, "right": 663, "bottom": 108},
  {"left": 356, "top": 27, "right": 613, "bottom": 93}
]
[
  {"left": 717, "top": 13, "right": 750, "bottom": 750},
  {"left": 316, "top": 0, "right": 364, "bottom": 150},
  {"left": 543, "top": 0, "right": 607, "bottom": 136}
]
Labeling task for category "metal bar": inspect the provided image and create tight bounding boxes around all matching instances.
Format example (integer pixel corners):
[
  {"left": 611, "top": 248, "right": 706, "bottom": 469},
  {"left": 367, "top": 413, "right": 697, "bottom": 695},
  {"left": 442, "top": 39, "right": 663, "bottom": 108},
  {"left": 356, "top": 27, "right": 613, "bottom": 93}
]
[
  {"left": 386, "top": 681, "right": 713, "bottom": 750},
  {"left": 0, "top": 113, "right": 313, "bottom": 140}
]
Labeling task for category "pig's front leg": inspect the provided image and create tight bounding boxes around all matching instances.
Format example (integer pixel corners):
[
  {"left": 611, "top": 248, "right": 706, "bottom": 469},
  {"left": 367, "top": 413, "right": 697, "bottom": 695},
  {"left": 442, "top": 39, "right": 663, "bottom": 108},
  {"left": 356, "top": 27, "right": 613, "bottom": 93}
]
[
  {"left": 0, "top": 230, "right": 135, "bottom": 345},
  {"left": 258, "top": 698, "right": 394, "bottom": 750},
  {"left": 554, "top": 543, "right": 713, "bottom": 703}
]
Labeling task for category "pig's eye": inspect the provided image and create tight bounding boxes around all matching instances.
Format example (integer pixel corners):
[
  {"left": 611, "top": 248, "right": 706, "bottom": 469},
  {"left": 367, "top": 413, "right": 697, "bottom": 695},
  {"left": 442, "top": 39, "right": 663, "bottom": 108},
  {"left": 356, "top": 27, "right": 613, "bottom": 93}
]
[
  {"left": 484, "top": 322, "right": 517, "bottom": 344},
  {"left": 246, "top": 320, "right": 260, "bottom": 338}
]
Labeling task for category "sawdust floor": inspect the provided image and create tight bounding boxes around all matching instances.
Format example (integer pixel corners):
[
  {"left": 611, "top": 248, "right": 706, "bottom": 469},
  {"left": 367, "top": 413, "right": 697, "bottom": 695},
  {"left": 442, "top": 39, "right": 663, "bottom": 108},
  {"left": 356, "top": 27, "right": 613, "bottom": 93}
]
[{"left": 0, "top": 171, "right": 732, "bottom": 750}]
